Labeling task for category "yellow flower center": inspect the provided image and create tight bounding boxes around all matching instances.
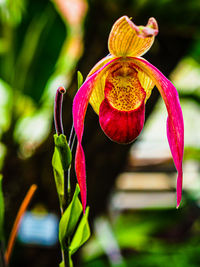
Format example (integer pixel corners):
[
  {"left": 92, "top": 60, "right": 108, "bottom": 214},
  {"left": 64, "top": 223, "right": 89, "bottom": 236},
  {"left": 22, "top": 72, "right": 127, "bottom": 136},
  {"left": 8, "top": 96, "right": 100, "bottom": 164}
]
[{"left": 105, "top": 62, "right": 146, "bottom": 111}]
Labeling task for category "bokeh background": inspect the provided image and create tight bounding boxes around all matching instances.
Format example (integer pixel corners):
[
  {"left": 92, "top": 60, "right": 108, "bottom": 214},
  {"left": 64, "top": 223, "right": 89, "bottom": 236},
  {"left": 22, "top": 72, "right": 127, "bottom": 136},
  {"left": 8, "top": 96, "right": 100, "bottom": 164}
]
[{"left": 1, "top": 0, "right": 200, "bottom": 266}]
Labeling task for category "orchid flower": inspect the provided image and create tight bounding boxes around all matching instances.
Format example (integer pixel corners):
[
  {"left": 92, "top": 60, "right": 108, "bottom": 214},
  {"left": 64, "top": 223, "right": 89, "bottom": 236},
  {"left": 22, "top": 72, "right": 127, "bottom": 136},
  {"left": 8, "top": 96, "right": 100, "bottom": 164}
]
[{"left": 73, "top": 16, "right": 184, "bottom": 212}]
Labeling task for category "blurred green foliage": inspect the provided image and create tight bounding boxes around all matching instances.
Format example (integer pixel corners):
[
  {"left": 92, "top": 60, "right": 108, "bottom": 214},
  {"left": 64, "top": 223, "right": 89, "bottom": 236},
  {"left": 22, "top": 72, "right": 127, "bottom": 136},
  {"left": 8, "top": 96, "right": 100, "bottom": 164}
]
[
  {"left": 0, "top": 175, "right": 4, "bottom": 239},
  {"left": 82, "top": 207, "right": 200, "bottom": 267},
  {"left": 0, "top": 0, "right": 87, "bottom": 160}
]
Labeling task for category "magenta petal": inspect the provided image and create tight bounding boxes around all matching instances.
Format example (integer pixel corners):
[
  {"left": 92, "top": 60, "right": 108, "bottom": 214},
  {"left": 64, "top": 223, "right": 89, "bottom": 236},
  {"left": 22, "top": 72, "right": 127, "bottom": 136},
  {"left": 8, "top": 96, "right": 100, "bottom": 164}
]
[
  {"left": 73, "top": 71, "right": 99, "bottom": 212},
  {"left": 132, "top": 57, "right": 184, "bottom": 208},
  {"left": 99, "top": 98, "right": 145, "bottom": 144},
  {"left": 74, "top": 143, "right": 87, "bottom": 211},
  {"left": 73, "top": 58, "right": 119, "bottom": 211},
  {"left": 167, "top": 116, "right": 183, "bottom": 208}
]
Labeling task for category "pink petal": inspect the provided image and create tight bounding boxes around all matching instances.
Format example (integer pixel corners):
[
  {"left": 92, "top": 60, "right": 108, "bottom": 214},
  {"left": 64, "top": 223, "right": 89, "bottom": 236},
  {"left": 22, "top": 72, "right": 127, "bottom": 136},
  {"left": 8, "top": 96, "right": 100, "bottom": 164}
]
[
  {"left": 73, "top": 58, "right": 119, "bottom": 211},
  {"left": 132, "top": 57, "right": 184, "bottom": 208},
  {"left": 73, "top": 72, "right": 98, "bottom": 212},
  {"left": 99, "top": 98, "right": 145, "bottom": 144}
]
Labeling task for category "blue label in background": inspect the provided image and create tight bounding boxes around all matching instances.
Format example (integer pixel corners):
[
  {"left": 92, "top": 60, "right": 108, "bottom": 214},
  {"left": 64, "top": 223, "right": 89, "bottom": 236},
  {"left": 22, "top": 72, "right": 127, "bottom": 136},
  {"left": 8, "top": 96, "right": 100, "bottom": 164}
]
[{"left": 18, "top": 211, "right": 59, "bottom": 246}]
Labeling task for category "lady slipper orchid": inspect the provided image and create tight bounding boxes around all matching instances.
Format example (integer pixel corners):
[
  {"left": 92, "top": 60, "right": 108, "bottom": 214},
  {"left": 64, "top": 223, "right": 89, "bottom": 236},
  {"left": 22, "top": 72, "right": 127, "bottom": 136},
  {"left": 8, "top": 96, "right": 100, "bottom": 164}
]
[{"left": 73, "top": 16, "right": 184, "bottom": 212}]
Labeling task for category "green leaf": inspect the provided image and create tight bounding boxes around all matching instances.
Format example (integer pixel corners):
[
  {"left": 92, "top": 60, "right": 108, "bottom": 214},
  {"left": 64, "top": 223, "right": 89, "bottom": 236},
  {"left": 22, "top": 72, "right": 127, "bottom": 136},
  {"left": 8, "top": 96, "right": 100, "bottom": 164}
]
[
  {"left": 52, "top": 144, "right": 64, "bottom": 206},
  {"left": 0, "top": 78, "right": 13, "bottom": 135},
  {"left": 0, "top": 175, "right": 4, "bottom": 239},
  {"left": 59, "top": 184, "right": 82, "bottom": 248},
  {"left": 70, "top": 207, "right": 90, "bottom": 255},
  {"left": 54, "top": 134, "right": 72, "bottom": 171},
  {"left": 52, "top": 134, "right": 72, "bottom": 205},
  {"left": 77, "top": 71, "right": 83, "bottom": 89}
]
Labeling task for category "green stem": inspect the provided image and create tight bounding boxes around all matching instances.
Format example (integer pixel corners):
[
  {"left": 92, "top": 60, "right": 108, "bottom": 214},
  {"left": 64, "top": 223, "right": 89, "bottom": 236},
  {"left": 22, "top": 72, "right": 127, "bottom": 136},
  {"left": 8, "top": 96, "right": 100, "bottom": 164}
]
[
  {"left": 63, "top": 243, "right": 70, "bottom": 267},
  {"left": 61, "top": 168, "right": 71, "bottom": 267}
]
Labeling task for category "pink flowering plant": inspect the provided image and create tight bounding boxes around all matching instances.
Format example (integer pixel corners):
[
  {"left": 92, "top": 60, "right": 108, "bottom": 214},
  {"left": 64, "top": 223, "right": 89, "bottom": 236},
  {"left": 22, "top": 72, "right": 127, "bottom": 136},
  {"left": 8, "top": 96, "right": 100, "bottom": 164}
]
[{"left": 51, "top": 16, "right": 184, "bottom": 267}]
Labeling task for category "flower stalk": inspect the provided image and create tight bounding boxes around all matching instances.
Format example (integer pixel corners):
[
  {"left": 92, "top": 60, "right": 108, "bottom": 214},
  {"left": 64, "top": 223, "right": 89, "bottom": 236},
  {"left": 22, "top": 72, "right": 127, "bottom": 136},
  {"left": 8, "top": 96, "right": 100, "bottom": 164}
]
[
  {"left": 53, "top": 76, "right": 90, "bottom": 267},
  {"left": 53, "top": 86, "right": 71, "bottom": 267},
  {"left": 54, "top": 86, "right": 66, "bottom": 136}
]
